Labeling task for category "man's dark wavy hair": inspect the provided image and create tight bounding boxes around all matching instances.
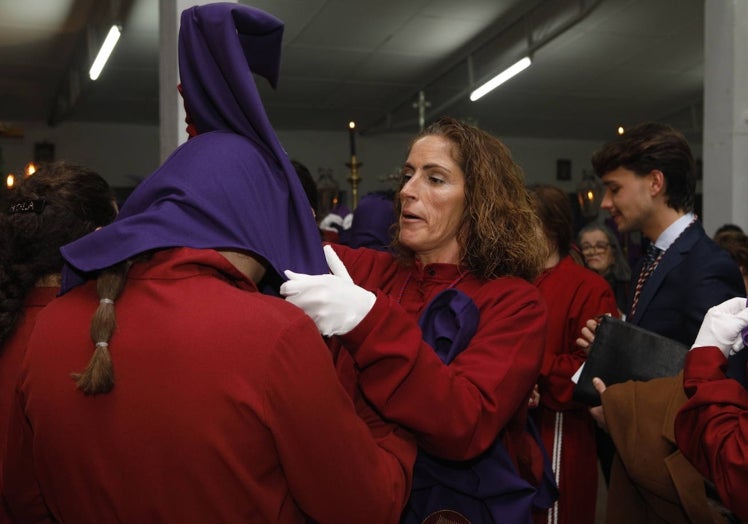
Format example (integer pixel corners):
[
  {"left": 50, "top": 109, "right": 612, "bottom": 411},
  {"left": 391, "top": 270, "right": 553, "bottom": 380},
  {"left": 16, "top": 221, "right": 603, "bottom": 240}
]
[{"left": 591, "top": 122, "right": 696, "bottom": 212}]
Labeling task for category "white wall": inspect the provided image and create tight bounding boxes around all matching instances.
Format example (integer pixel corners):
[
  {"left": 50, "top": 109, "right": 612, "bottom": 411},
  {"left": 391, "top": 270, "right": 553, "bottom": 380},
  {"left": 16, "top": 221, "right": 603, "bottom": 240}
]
[
  {"left": 5, "top": 121, "right": 701, "bottom": 204},
  {"left": 277, "top": 130, "right": 607, "bottom": 202},
  {"left": 0, "top": 121, "right": 159, "bottom": 188},
  {"left": 276, "top": 130, "right": 413, "bottom": 199}
]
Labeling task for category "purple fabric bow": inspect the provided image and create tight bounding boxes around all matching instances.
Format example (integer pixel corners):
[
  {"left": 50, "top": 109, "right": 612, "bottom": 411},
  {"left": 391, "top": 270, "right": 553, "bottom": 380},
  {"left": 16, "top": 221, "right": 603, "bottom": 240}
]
[
  {"left": 60, "top": 3, "right": 327, "bottom": 293},
  {"left": 404, "top": 289, "right": 557, "bottom": 524},
  {"left": 417, "top": 289, "right": 479, "bottom": 365}
]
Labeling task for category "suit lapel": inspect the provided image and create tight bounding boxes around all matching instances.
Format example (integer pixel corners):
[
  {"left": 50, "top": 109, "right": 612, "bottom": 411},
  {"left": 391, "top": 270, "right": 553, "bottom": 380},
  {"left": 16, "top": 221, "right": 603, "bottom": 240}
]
[{"left": 629, "top": 222, "right": 703, "bottom": 325}]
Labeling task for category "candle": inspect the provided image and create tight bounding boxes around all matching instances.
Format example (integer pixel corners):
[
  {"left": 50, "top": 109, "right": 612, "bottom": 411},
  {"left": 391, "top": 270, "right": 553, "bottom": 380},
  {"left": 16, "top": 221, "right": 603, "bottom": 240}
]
[{"left": 348, "top": 121, "right": 356, "bottom": 157}]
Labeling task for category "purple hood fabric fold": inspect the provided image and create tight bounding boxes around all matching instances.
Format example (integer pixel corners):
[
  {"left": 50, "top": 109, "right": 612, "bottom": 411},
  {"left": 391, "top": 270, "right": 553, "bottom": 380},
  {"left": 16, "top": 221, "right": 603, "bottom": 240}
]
[
  {"left": 60, "top": 3, "right": 326, "bottom": 293},
  {"left": 338, "top": 192, "right": 396, "bottom": 251}
]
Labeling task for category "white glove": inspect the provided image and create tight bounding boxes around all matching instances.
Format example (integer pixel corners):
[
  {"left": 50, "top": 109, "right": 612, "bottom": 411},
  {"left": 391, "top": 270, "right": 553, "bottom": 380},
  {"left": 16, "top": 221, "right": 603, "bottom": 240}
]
[
  {"left": 692, "top": 297, "right": 748, "bottom": 357},
  {"left": 318, "top": 213, "right": 344, "bottom": 232},
  {"left": 280, "top": 245, "right": 376, "bottom": 336},
  {"left": 342, "top": 213, "right": 353, "bottom": 230}
]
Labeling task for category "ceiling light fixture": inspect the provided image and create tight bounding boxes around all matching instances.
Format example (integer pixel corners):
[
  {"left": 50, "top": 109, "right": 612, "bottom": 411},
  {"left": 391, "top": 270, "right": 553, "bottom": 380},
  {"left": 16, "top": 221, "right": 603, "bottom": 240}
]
[
  {"left": 89, "top": 25, "right": 122, "bottom": 81},
  {"left": 469, "top": 56, "right": 532, "bottom": 102}
]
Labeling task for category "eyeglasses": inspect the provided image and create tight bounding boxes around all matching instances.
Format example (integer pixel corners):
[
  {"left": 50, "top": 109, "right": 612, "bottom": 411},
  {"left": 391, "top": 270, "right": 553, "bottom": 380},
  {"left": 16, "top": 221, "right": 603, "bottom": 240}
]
[{"left": 580, "top": 242, "right": 610, "bottom": 254}]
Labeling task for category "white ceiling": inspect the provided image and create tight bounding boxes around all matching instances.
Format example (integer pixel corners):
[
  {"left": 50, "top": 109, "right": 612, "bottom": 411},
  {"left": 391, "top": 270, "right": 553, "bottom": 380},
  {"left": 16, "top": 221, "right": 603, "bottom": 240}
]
[{"left": 0, "top": 0, "right": 706, "bottom": 142}]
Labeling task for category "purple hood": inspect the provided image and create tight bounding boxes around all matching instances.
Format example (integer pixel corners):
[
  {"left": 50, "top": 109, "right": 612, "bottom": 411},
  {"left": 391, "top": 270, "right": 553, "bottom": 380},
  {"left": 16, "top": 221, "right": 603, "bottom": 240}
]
[{"left": 61, "top": 3, "right": 326, "bottom": 292}]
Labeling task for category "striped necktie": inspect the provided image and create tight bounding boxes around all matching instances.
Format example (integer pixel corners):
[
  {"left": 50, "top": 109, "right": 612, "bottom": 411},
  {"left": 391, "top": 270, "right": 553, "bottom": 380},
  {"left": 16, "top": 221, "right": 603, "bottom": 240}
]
[{"left": 629, "top": 243, "right": 664, "bottom": 318}]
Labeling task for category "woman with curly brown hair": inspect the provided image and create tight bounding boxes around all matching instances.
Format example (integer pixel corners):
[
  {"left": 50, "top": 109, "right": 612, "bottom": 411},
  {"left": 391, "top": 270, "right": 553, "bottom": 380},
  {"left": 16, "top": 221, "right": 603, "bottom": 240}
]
[{"left": 283, "top": 116, "right": 555, "bottom": 523}]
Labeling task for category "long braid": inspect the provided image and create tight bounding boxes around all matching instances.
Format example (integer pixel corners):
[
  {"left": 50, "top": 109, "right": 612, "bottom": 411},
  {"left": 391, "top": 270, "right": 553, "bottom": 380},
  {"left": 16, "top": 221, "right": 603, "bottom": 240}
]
[{"left": 71, "top": 262, "right": 128, "bottom": 395}]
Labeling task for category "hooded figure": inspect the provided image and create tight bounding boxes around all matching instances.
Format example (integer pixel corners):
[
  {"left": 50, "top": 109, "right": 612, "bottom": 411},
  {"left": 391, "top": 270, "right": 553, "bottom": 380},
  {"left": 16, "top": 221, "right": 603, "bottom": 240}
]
[
  {"left": 61, "top": 2, "right": 327, "bottom": 292},
  {"left": 2, "top": 5, "right": 415, "bottom": 523},
  {"left": 338, "top": 191, "right": 397, "bottom": 251}
]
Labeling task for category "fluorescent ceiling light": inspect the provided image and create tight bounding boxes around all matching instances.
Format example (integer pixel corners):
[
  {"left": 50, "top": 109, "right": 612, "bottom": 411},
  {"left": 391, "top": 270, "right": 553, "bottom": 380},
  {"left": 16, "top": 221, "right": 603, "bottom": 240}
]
[
  {"left": 469, "top": 56, "right": 532, "bottom": 102},
  {"left": 89, "top": 25, "right": 122, "bottom": 81}
]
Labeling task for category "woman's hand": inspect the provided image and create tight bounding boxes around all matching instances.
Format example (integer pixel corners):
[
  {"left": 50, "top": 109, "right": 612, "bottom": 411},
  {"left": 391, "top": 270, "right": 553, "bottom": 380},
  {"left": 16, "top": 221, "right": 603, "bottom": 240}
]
[
  {"left": 576, "top": 317, "right": 600, "bottom": 356},
  {"left": 528, "top": 384, "right": 540, "bottom": 409}
]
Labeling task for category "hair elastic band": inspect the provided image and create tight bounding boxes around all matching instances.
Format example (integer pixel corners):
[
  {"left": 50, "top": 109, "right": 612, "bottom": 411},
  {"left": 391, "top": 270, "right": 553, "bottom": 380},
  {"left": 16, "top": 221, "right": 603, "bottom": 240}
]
[
  {"left": 95, "top": 341, "right": 109, "bottom": 349},
  {"left": 100, "top": 298, "right": 114, "bottom": 305}
]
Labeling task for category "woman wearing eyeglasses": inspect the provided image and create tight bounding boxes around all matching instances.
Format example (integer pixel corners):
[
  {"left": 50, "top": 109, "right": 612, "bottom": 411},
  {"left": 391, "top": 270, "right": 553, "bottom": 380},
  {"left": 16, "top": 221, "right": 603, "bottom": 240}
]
[
  {"left": 576, "top": 222, "right": 632, "bottom": 487},
  {"left": 577, "top": 223, "right": 631, "bottom": 316}
]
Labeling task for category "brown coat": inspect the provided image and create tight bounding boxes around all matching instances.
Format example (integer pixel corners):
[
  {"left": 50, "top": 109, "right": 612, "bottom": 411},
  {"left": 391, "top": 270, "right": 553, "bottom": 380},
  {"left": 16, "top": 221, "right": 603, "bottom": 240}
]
[{"left": 602, "top": 373, "right": 727, "bottom": 524}]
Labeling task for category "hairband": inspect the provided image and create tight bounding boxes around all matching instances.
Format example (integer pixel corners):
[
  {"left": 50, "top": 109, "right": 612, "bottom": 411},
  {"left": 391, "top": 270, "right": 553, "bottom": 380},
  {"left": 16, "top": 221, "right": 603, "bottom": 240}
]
[
  {"left": 95, "top": 341, "right": 109, "bottom": 348},
  {"left": 8, "top": 199, "right": 46, "bottom": 215},
  {"left": 100, "top": 298, "right": 114, "bottom": 305}
]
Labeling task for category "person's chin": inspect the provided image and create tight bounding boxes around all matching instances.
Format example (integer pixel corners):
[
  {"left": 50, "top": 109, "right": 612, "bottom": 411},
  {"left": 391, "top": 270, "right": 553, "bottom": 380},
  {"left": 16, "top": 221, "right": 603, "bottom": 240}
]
[
  {"left": 398, "top": 233, "right": 417, "bottom": 251},
  {"left": 399, "top": 225, "right": 424, "bottom": 244},
  {"left": 611, "top": 215, "right": 630, "bottom": 232}
]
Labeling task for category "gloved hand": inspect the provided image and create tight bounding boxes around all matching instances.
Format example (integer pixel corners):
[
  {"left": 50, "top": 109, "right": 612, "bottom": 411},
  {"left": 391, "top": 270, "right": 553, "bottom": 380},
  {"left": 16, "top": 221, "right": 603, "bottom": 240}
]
[
  {"left": 692, "top": 297, "right": 748, "bottom": 357},
  {"left": 318, "top": 213, "right": 344, "bottom": 232},
  {"left": 281, "top": 245, "right": 376, "bottom": 336}
]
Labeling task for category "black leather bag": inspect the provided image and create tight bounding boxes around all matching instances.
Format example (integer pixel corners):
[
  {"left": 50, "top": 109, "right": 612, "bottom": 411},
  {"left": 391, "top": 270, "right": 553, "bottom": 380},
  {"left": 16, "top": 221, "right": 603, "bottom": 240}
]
[{"left": 573, "top": 316, "right": 689, "bottom": 406}]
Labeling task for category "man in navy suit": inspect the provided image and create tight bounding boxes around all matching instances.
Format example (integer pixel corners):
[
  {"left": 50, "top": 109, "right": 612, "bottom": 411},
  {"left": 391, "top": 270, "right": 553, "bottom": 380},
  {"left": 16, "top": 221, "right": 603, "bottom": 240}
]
[
  {"left": 592, "top": 121, "right": 744, "bottom": 343},
  {"left": 583, "top": 122, "right": 745, "bottom": 523}
]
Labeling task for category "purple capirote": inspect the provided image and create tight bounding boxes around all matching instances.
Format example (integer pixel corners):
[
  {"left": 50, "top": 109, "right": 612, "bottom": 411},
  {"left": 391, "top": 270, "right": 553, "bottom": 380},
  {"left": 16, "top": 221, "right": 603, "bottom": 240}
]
[{"left": 60, "top": 3, "right": 326, "bottom": 293}]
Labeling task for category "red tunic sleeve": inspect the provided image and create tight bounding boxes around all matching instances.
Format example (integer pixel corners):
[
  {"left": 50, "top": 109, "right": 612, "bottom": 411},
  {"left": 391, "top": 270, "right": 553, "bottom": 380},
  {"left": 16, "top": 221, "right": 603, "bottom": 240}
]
[
  {"left": 674, "top": 346, "right": 748, "bottom": 522},
  {"left": 336, "top": 245, "right": 547, "bottom": 461},
  {"left": 536, "top": 258, "right": 619, "bottom": 409}
]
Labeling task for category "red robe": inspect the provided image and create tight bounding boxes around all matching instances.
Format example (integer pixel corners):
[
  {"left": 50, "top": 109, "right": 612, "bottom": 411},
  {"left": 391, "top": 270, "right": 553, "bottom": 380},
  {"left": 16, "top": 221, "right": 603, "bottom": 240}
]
[
  {"left": 675, "top": 346, "right": 748, "bottom": 522},
  {"left": 2, "top": 248, "right": 415, "bottom": 524},
  {"left": 0, "top": 287, "right": 58, "bottom": 524},
  {"left": 532, "top": 256, "right": 619, "bottom": 524},
  {"left": 330, "top": 244, "right": 548, "bottom": 490}
]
